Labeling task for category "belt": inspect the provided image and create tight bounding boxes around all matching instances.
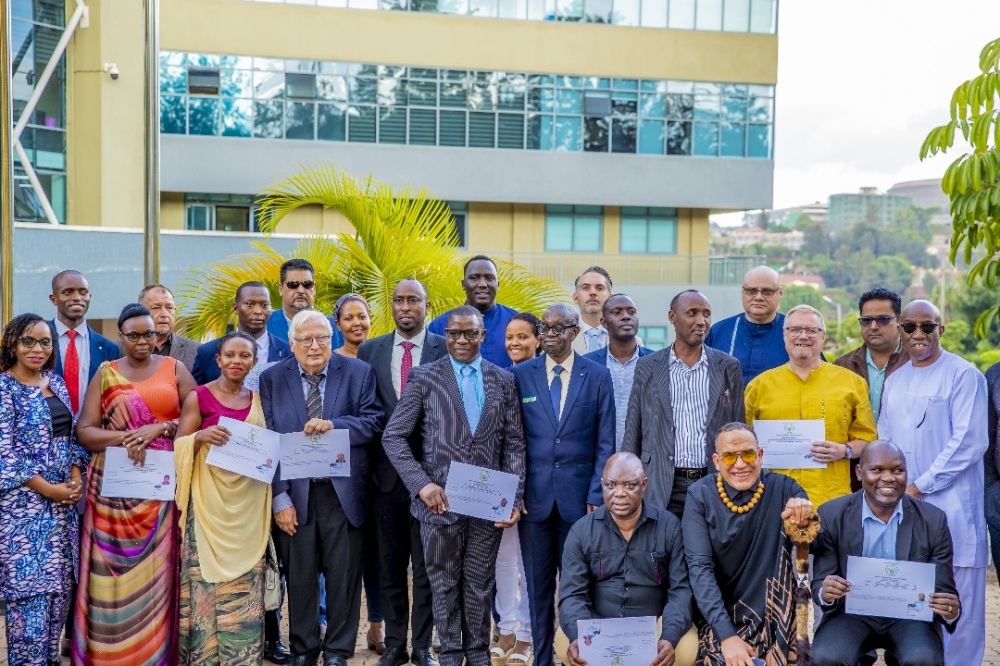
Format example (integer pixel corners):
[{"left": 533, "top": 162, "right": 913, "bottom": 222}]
[
  {"left": 311, "top": 478, "right": 331, "bottom": 483},
  {"left": 675, "top": 467, "right": 707, "bottom": 480}
]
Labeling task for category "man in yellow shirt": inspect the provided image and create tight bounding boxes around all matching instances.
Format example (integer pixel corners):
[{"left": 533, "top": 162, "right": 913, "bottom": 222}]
[{"left": 745, "top": 304, "right": 877, "bottom": 506}]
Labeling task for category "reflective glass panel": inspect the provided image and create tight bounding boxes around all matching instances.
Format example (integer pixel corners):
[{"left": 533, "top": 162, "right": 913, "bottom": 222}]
[
  {"left": 638, "top": 119, "right": 665, "bottom": 154},
  {"left": 545, "top": 216, "right": 574, "bottom": 251},
  {"left": 648, "top": 218, "right": 677, "bottom": 253},
  {"left": 348, "top": 105, "right": 377, "bottom": 142},
  {"left": 379, "top": 107, "right": 407, "bottom": 143},
  {"left": 574, "top": 216, "right": 602, "bottom": 251},
  {"left": 620, "top": 218, "right": 648, "bottom": 252},
  {"left": 723, "top": 0, "right": 750, "bottom": 31},
  {"left": 221, "top": 99, "right": 253, "bottom": 137},
  {"left": 317, "top": 104, "right": 347, "bottom": 141},
  {"left": 409, "top": 108, "right": 437, "bottom": 145},
  {"left": 189, "top": 97, "right": 221, "bottom": 135},
  {"left": 668, "top": 0, "right": 694, "bottom": 28},
  {"left": 693, "top": 121, "right": 718, "bottom": 156},
  {"left": 640, "top": 0, "right": 666, "bottom": 27},
  {"left": 555, "top": 116, "right": 582, "bottom": 151},
  {"left": 161, "top": 96, "right": 187, "bottom": 134},
  {"left": 253, "top": 100, "right": 284, "bottom": 138},
  {"left": 286, "top": 102, "right": 315, "bottom": 139}
]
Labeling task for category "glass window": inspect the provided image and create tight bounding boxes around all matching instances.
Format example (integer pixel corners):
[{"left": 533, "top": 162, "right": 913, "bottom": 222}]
[
  {"left": 498, "top": 113, "right": 525, "bottom": 149},
  {"left": 545, "top": 215, "right": 574, "bottom": 251},
  {"left": 221, "top": 99, "right": 252, "bottom": 137},
  {"left": 221, "top": 69, "right": 253, "bottom": 98},
  {"left": 162, "top": 66, "right": 187, "bottom": 94},
  {"left": 668, "top": 0, "right": 695, "bottom": 28},
  {"left": 545, "top": 206, "right": 603, "bottom": 251},
  {"left": 188, "top": 97, "right": 221, "bottom": 135},
  {"left": 161, "top": 96, "right": 187, "bottom": 134},
  {"left": 723, "top": 0, "right": 750, "bottom": 31},
  {"left": 636, "top": 326, "right": 668, "bottom": 350},
  {"left": 254, "top": 70, "right": 285, "bottom": 99},
  {"left": 584, "top": 117, "right": 608, "bottom": 152},
  {"left": 747, "top": 123, "right": 771, "bottom": 158},
  {"left": 620, "top": 208, "right": 677, "bottom": 253},
  {"left": 638, "top": 120, "right": 664, "bottom": 154},
  {"left": 216, "top": 206, "right": 251, "bottom": 232},
  {"left": 749, "top": 0, "right": 775, "bottom": 33},
  {"left": 695, "top": 0, "right": 722, "bottom": 30},
  {"left": 286, "top": 72, "right": 317, "bottom": 99},
  {"left": 318, "top": 104, "right": 347, "bottom": 141},
  {"left": 409, "top": 108, "right": 437, "bottom": 145},
  {"left": 379, "top": 107, "right": 407, "bottom": 143},
  {"left": 448, "top": 202, "right": 468, "bottom": 247},
  {"left": 469, "top": 112, "right": 496, "bottom": 147},
  {"left": 693, "top": 122, "right": 718, "bottom": 156},
  {"left": 348, "top": 105, "right": 377, "bottom": 142},
  {"left": 254, "top": 100, "right": 284, "bottom": 138},
  {"left": 440, "top": 110, "right": 467, "bottom": 146},
  {"left": 186, "top": 205, "right": 211, "bottom": 230},
  {"left": 286, "top": 101, "right": 316, "bottom": 139},
  {"left": 720, "top": 122, "right": 745, "bottom": 157},
  {"left": 666, "top": 120, "right": 691, "bottom": 155},
  {"left": 639, "top": 0, "right": 666, "bottom": 27},
  {"left": 555, "top": 116, "right": 582, "bottom": 151},
  {"left": 188, "top": 69, "right": 220, "bottom": 95}
]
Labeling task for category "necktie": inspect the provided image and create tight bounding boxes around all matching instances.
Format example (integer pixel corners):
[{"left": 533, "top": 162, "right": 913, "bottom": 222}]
[
  {"left": 460, "top": 365, "right": 481, "bottom": 433},
  {"left": 400, "top": 341, "right": 416, "bottom": 394},
  {"left": 64, "top": 329, "right": 81, "bottom": 413},
  {"left": 550, "top": 365, "right": 565, "bottom": 422},
  {"left": 586, "top": 328, "right": 604, "bottom": 353},
  {"left": 303, "top": 373, "right": 324, "bottom": 420}
]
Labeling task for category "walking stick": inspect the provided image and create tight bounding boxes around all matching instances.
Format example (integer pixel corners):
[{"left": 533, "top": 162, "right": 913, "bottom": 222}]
[{"left": 784, "top": 514, "right": 821, "bottom": 666}]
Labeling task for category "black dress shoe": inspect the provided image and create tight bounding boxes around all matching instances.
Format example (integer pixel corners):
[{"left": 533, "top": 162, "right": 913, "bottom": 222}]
[
  {"left": 375, "top": 646, "right": 409, "bottom": 666},
  {"left": 322, "top": 654, "right": 348, "bottom": 666},
  {"left": 286, "top": 656, "right": 316, "bottom": 666},
  {"left": 264, "top": 638, "right": 293, "bottom": 665},
  {"left": 411, "top": 647, "right": 440, "bottom": 666}
]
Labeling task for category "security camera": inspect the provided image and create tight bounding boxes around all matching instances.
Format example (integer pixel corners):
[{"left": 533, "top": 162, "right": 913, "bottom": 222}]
[{"left": 104, "top": 63, "right": 119, "bottom": 80}]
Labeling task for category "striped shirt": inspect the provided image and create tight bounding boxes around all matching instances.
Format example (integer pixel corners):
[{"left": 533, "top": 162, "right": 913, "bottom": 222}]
[
  {"left": 670, "top": 346, "right": 710, "bottom": 468},
  {"left": 606, "top": 345, "right": 641, "bottom": 452}
]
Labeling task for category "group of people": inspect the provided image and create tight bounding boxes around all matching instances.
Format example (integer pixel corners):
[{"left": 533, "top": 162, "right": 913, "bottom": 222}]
[{"left": 0, "top": 255, "right": 997, "bottom": 666}]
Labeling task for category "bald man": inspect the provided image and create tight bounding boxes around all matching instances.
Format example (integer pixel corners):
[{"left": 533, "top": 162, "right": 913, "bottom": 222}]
[
  {"left": 705, "top": 266, "right": 788, "bottom": 385},
  {"left": 878, "top": 300, "right": 989, "bottom": 665}
]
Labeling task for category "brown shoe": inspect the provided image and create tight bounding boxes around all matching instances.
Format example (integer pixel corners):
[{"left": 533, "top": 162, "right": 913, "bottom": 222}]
[{"left": 367, "top": 622, "right": 387, "bottom": 655}]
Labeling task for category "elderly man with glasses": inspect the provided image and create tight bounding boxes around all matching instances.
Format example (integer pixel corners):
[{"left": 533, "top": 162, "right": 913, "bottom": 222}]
[{"left": 878, "top": 300, "right": 989, "bottom": 666}]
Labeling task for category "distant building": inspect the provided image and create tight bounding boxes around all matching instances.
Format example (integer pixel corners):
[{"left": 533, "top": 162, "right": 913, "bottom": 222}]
[
  {"left": 726, "top": 227, "right": 804, "bottom": 251},
  {"left": 742, "top": 202, "right": 828, "bottom": 228},
  {"left": 827, "top": 187, "right": 913, "bottom": 232},
  {"left": 779, "top": 273, "right": 825, "bottom": 290},
  {"left": 888, "top": 179, "right": 952, "bottom": 225}
]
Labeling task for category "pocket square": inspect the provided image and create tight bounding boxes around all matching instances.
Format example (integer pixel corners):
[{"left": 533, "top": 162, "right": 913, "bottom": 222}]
[{"left": 522, "top": 396, "right": 537, "bottom": 403}]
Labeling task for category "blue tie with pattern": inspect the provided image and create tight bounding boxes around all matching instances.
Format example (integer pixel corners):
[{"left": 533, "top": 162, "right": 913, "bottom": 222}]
[
  {"left": 550, "top": 365, "right": 565, "bottom": 422},
  {"left": 461, "top": 365, "right": 481, "bottom": 433}
]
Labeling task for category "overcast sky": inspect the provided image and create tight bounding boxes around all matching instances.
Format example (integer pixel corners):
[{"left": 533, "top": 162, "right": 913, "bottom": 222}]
[{"left": 732, "top": 0, "right": 1000, "bottom": 220}]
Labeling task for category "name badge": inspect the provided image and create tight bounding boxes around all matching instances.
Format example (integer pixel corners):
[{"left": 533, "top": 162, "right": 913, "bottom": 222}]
[{"left": 522, "top": 396, "right": 537, "bottom": 403}]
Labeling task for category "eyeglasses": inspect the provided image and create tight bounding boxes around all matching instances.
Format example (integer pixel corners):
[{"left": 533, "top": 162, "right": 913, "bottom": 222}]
[
  {"left": 19, "top": 336, "right": 53, "bottom": 350},
  {"left": 444, "top": 329, "right": 483, "bottom": 341},
  {"left": 284, "top": 280, "right": 315, "bottom": 290},
  {"left": 901, "top": 322, "right": 940, "bottom": 335},
  {"left": 538, "top": 324, "right": 575, "bottom": 335},
  {"left": 293, "top": 335, "right": 332, "bottom": 347},
  {"left": 602, "top": 480, "right": 642, "bottom": 492},
  {"left": 784, "top": 326, "right": 824, "bottom": 336},
  {"left": 858, "top": 316, "right": 896, "bottom": 328},
  {"left": 742, "top": 287, "right": 779, "bottom": 298},
  {"left": 122, "top": 331, "right": 157, "bottom": 343},
  {"left": 719, "top": 449, "right": 759, "bottom": 466}
]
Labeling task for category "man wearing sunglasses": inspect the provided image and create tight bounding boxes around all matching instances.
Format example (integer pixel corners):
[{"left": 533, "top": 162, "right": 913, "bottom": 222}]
[
  {"left": 878, "top": 300, "right": 989, "bottom": 666},
  {"left": 266, "top": 258, "right": 343, "bottom": 350}
]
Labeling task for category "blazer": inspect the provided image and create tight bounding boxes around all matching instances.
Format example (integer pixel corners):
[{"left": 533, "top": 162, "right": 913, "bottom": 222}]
[
  {"left": 382, "top": 355, "right": 526, "bottom": 526},
  {"left": 266, "top": 310, "right": 343, "bottom": 348},
  {"left": 985, "top": 363, "right": 1000, "bottom": 546},
  {"left": 191, "top": 332, "right": 291, "bottom": 385},
  {"left": 812, "top": 491, "right": 959, "bottom": 633},
  {"left": 582, "top": 345, "right": 655, "bottom": 366},
  {"left": 118, "top": 331, "right": 199, "bottom": 373},
  {"left": 261, "top": 354, "right": 383, "bottom": 528},
  {"left": 512, "top": 353, "right": 616, "bottom": 523},
  {"left": 49, "top": 320, "right": 120, "bottom": 382},
  {"left": 833, "top": 344, "right": 908, "bottom": 385},
  {"left": 357, "top": 330, "right": 449, "bottom": 493},
  {"left": 621, "top": 345, "right": 744, "bottom": 512}
]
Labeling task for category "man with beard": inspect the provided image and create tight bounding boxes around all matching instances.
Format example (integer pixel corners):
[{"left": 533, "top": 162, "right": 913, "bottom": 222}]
[
  {"left": 570, "top": 266, "right": 613, "bottom": 355},
  {"left": 267, "top": 258, "right": 343, "bottom": 348},
  {"left": 134, "top": 284, "right": 199, "bottom": 371}
]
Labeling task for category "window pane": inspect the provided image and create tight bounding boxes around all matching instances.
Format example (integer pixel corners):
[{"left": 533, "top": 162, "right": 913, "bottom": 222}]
[
  {"left": 498, "top": 0, "right": 526, "bottom": 18},
  {"left": 162, "top": 66, "right": 187, "bottom": 94},
  {"left": 188, "top": 97, "right": 221, "bottom": 135},
  {"left": 441, "top": 82, "right": 468, "bottom": 107},
  {"left": 468, "top": 82, "right": 495, "bottom": 111},
  {"left": 747, "top": 95, "right": 773, "bottom": 122},
  {"left": 221, "top": 99, "right": 252, "bottom": 137},
  {"left": 286, "top": 72, "right": 317, "bottom": 99},
  {"left": 750, "top": 0, "right": 775, "bottom": 33},
  {"left": 666, "top": 94, "right": 694, "bottom": 119},
  {"left": 720, "top": 122, "right": 745, "bottom": 156},
  {"left": 666, "top": 120, "right": 691, "bottom": 155},
  {"left": 317, "top": 75, "right": 347, "bottom": 102},
  {"left": 545, "top": 216, "right": 574, "bottom": 251},
  {"left": 221, "top": 69, "right": 253, "bottom": 98},
  {"left": 556, "top": 89, "right": 583, "bottom": 114},
  {"left": 614, "top": 0, "right": 640, "bottom": 25},
  {"left": 723, "top": 0, "right": 750, "bottom": 31},
  {"left": 555, "top": 116, "right": 581, "bottom": 151},
  {"left": 611, "top": 117, "right": 636, "bottom": 153},
  {"left": 216, "top": 206, "right": 251, "bottom": 232},
  {"left": 648, "top": 218, "right": 677, "bottom": 253},
  {"left": 408, "top": 80, "right": 438, "bottom": 106},
  {"left": 380, "top": 107, "right": 407, "bottom": 143},
  {"left": 695, "top": 0, "right": 722, "bottom": 30},
  {"left": 253, "top": 100, "right": 283, "bottom": 138},
  {"left": 186, "top": 205, "right": 210, "bottom": 231},
  {"left": 349, "top": 77, "right": 377, "bottom": 103},
  {"left": 440, "top": 110, "right": 467, "bottom": 146},
  {"left": 348, "top": 105, "right": 376, "bottom": 142},
  {"left": 694, "top": 94, "right": 719, "bottom": 120},
  {"left": 638, "top": 119, "right": 664, "bottom": 154},
  {"left": 498, "top": 113, "right": 524, "bottom": 148},
  {"left": 574, "top": 217, "right": 602, "bottom": 251},
  {"left": 317, "top": 104, "right": 346, "bottom": 141},
  {"left": 469, "top": 112, "right": 496, "bottom": 147},
  {"left": 640, "top": 92, "right": 666, "bottom": 118},
  {"left": 527, "top": 114, "right": 553, "bottom": 150},
  {"left": 693, "top": 122, "right": 718, "bottom": 156},
  {"left": 668, "top": 0, "right": 694, "bottom": 28},
  {"left": 584, "top": 117, "right": 608, "bottom": 152},
  {"left": 285, "top": 101, "right": 315, "bottom": 139},
  {"left": 409, "top": 108, "right": 437, "bottom": 145},
  {"left": 161, "top": 95, "right": 187, "bottom": 134},
  {"left": 747, "top": 123, "right": 771, "bottom": 158},
  {"left": 722, "top": 96, "right": 747, "bottom": 121},
  {"left": 640, "top": 0, "right": 666, "bottom": 27},
  {"left": 620, "top": 218, "right": 648, "bottom": 253},
  {"left": 188, "top": 69, "right": 220, "bottom": 95},
  {"left": 254, "top": 70, "right": 285, "bottom": 99},
  {"left": 585, "top": 0, "right": 611, "bottom": 21}
]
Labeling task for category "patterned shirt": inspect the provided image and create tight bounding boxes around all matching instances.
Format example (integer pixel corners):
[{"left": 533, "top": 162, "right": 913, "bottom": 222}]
[
  {"left": 670, "top": 346, "right": 710, "bottom": 468},
  {"left": 606, "top": 346, "right": 640, "bottom": 452}
]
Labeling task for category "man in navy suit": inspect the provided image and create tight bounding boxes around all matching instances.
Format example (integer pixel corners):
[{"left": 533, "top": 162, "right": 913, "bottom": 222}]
[
  {"left": 192, "top": 281, "right": 292, "bottom": 385},
  {"left": 262, "top": 310, "right": 383, "bottom": 666},
  {"left": 48, "top": 270, "right": 120, "bottom": 415},
  {"left": 512, "top": 303, "right": 616, "bottom": 666},
  {"left": 266, "top": 258, "right": 343, "bottom": 348},
  {"left": 583, "top": 294, "right": 653, "bottom": 452}
]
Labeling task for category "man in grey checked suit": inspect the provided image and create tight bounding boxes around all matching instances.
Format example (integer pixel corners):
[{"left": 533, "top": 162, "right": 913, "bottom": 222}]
[
  {"left": 383, "top": 305, "right": 526, "bottom": 666},
  {"left": 622, "top": 289, "right": 744, "bottom": 519}
]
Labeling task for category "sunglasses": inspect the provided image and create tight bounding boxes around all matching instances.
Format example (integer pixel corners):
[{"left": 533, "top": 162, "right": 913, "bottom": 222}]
[
  {"left": 444, "top": 329, "right": 483, "bottom": 341},
  {"left": 284, "top": 280, "right": 315, "bottom": 290},
  {"left": 858, "top": 316, "right": 896, "bottom": 328},
  {"left": 122, "top": 330, "right": 157, "bottom": 343},
  {"left": 742, "top": 287, "right": 779, "bottom": 298},
  {"left": 719, "top": 449, "right": 759, "bottom": 466},
  {"left": 20, "top": 336, "right": 54, "bottom": 350},
  {"left": 901, "top": 322, "right": 940, "bottom": 335}
]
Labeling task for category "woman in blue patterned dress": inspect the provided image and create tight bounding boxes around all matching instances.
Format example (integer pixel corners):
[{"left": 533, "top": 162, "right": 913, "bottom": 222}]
[{"left": 0, "top": 313, "right": 88, "bottom": 666}]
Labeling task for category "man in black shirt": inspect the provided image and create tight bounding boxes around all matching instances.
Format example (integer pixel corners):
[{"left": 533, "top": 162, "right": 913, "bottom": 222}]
[{"left": 558, "top": 452, "right": 695, "bottom": 666}]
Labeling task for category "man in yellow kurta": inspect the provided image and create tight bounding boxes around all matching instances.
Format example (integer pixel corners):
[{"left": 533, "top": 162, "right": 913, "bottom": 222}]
[{"left": 745, "top": 304, "right": 877, "bottom": 506}]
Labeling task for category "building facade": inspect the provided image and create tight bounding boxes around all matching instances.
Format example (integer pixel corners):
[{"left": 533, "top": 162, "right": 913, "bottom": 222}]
[{"left": 827, "top": 187, "right": 912, "bottom": 233}]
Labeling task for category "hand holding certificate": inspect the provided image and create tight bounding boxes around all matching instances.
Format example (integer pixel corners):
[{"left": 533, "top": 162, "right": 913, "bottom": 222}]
[
  {"left": 444, "top": 462, "right": 519, "bottom": 523},
  {"left": 242, "top": 361, "right": 276, "bottom": 393},
  {"left": 102, "top": 447, "right": 176, "bottom": 501},
  {"left": 576, "top": 616, "right": 658, "bottom": 666},
  {"left": 279, "top": 430, "right": 351, "bottom": 480},
  {"left": 754, "top": 419, "right": 827, "bottom": 469},
  {"left": 845, "top": 556, "right": 936, "bottom": 622},
  {"left": 205, "top": 416, "right": 281, "bottom": 484}
]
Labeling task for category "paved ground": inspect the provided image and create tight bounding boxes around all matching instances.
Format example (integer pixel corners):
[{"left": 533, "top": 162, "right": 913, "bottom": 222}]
[{"left": 4, "top": 567, "right": 1000, "bottom": 665}]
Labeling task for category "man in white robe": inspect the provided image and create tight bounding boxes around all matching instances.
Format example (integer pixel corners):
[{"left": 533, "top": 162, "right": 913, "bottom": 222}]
[{"left": 878, "top": 300, "right": 988, "bottom": 665}]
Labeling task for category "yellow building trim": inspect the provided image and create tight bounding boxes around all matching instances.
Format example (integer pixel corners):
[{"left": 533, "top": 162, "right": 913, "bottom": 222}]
[{"left": 162, "top": 0, "right": 777, "bottom": 84}]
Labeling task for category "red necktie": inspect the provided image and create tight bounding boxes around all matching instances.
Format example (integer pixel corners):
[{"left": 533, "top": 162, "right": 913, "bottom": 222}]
[
  {"left": 400, "top": 341, "right": 415, "bottom": 395},
  {"left": 64, "top": 329, "right": 81, "bottom": 412}
]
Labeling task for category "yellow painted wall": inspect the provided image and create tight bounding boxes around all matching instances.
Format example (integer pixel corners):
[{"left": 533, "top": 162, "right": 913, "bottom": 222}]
[
  {"left": 162, "top": 0, "right": 777, "bottom": 85},
  {"left": 161, "top": 192, "right": 184, "bottom": 230}
]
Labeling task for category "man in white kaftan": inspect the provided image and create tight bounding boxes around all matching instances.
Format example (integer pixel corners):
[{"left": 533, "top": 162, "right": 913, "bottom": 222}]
[{"left": 878, "top": 300, "right": 988, "bottom": 665}]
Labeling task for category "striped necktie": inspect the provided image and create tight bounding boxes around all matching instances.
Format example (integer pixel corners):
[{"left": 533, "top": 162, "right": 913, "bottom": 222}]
[{"left": 303, "top": 373, "right": 324, "bottom": 420}]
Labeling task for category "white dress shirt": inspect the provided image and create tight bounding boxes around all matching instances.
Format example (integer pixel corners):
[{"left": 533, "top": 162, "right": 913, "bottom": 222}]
[
  {"left": 53, "top": 318, "right": 90, "bottom": 408},
  {"left": 253, "top": 330, "right": 270, "bottom": 365},
  {"left": 391, "top": 328, "right": 428, "bottom": 399},
  {"left": 545, "top": 352, "right": 575, "bottom": 420}
]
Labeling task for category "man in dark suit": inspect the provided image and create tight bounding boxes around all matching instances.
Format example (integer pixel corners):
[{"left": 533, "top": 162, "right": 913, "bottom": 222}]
[
  {"left": 382, "top": 305, "right": 525, "bottom": 666},
  {"left": 266, "top": 257, "right": 343, "bottom": 348},
  {"left": 511, "top": 303, "right": 616, "bottom": 666},
  {"left": 811, "top": 440, "right": 961, "bottom": 666},
  {"left": 583, "top": 294, "right": 653, "bottom": 452},
  {"left": 262, "top": 309, "right": 383, "bottom": 666},
  {"left": 358, "top": 279, "right": 446, "bottom": 666},
  {"left": 622, "top": 289, "right": 744, "bottom": 519},
  {"left": 132, "top": 284, "right": 199, "bottom": 371},
  {"left": 192, "top": 281, "right": 292, "bottom": 385},
  {"left": 986, "top": 361, "right": 1000, "bottom": 586},
  {"left": 48, "top": 269, "right": 120, "bottom": 415}
]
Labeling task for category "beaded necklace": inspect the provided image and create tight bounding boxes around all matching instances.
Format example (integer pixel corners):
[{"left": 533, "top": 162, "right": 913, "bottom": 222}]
[{"left": 717, "top": 475, "right": 764, "bottom": 514}]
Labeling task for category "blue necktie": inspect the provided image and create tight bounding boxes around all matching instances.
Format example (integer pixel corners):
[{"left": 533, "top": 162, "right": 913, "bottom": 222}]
[
  {"left": 461, "top": 365, "right": 481, "bottom": 433},
  {"left": 550, "top": 365, "right": 565, "bottom": 422}
]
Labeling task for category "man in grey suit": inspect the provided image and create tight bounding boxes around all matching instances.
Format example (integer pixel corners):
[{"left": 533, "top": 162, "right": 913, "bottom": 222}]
[
  {"left": 135, "top": 284, "right": 199, "bottom": 370},
  {"left": 383, "top": 305, "right": 526, "bottom": 666},
  {"left": 623, "top": 289, "right": 744, "bottom": 519},
  {"left": 358, "top": 279, "right": 446, "bottom": 666}
]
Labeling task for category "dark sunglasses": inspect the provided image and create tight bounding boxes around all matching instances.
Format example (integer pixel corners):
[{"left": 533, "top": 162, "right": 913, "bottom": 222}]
[
  {"left": 719, "top": 449, "right": 758, "bottom": 466},
  {"left": 901, "top": 322, "right": 940, "bottom": 335},
  {"left": 858, "top": 316, "right": 896, "bottom": 328},
  {"left": 122, "top": 330, "right": 157, "bottom": 343},
  {"left": 444, "top": 329, "right": 482, "bottom": 341},
  {"left": 19, "top": 336, "right": 54, "bottom": 350},
  {"left": 285, "top": 280, "right": 315, "bottom": 290}
]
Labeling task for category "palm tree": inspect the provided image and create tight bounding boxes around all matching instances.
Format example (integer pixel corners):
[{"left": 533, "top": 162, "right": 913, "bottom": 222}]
[{"left": 175, "top": 164, "right": 569, "bottom": 340}]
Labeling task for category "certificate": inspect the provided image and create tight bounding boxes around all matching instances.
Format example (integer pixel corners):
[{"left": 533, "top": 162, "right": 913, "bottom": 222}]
[
  {"left": 101, "top": 447, "right": 176, "bottom": 501},
  {"left": 754, "top": 419, "right": 827, "bottom": 469},
  {"left": 444, "top": 461, "right": 519, "bottom": 523},
  {"left": 205, "top": 417, "right": 281, "bottom": 484},
  {"left": 845, "top": 555, "right": 936, "bottom": 622},
  {"left": 242, "top": 361, "right": 276, "bottom": 393},
  {"left": 279, "top": 430, "right": 351, "bottom": 480},
  {"left": 577, "top": 616, "right": 658, "bottom": 666}
]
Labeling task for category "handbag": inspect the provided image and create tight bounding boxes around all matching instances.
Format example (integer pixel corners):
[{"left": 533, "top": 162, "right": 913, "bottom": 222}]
[{"left": 264, "top": 536, "right": 281, "bottom": 612}]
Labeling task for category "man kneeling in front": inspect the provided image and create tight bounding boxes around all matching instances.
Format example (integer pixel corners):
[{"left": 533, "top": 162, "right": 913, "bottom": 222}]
[
  {"left": 811, "top": 440, "right": 961, "bottom": 666},
  {"left": 557, "top": 452, "right": 697, "bottom": 666}
]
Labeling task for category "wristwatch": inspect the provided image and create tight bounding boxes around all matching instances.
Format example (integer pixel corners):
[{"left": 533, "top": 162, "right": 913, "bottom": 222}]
[{"left": 844, "top": 444, "right": 854, "bottom": 459}]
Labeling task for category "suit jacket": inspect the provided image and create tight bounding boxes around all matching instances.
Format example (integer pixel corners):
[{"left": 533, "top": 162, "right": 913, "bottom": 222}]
[
  {"left": 191, "top": 333, "right": 291, "bottom": 385},
  {"left": 357, "top": 330, "right": 449, "bottom": 493},
  {"left": 621, "top": 346, "right": 744, "bottom": 511},
  {"left": 382, "top": 355, "right": 526, "bottom": 526},
  {"left": 582, "top": 345, "right": 655, "bottom": 366},
  {"left": 118, "top": 331, "right": 199, "bottom": 373},
  {"left": 812, "top": 491, "right": 959, "bottom": 633},
  {"left": 512, "top": 353, "right": 616, "bottom": 523},
  {"left": 49, "top": 320, "right": 120, "bottom": 382},
  {"left": 261, "top": 354, "right": 383, "bottom": 528},
  {"left": 266, "top": 310, "right": 344, "bottom": 348},
  {"left": 833, "top": 344, "right": 908, "bottom": 385},
  {"left": 984, "top": 363, "right": 1000, "bottom": 542}
]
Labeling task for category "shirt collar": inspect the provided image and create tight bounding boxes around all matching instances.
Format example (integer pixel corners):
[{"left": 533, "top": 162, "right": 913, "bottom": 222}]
[
  {"left": 865, "top": 342, "right": 902, "bottom": 371},
  {"left": 54, "top": 318, "right": 88, "bottom": 338},
  {"left": 669, "top": 344, "right": 707, "bottom": 368},
  {"left": 450, "top": 354, "right": 483, "bottom": 375},
  {"left": 861, "top": 493, "right": 904, "bottom": 526},
  {"left": 579, "top": 320, "right": 606, "bottom": 335},
  {"left": 596, "top": 502, "right": 653, "bottom": 529},
  {"left": 608, "top": 344, "right": 641, "bottom": 365},
  {"left": 394, "top": 328, "right": 427, "bottom": 348},
  {"left": 298, "top": 362, "right": 329, "bottom": 378},
  {"left": 545, "top": 351, "right": 575, "bottom": 375}
]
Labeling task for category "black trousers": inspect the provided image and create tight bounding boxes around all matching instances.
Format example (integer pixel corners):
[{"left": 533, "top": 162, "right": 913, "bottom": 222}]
[
  {"left": 811, "top": 612, "right": 944, "bottom": 666},
  {"left": 667, "top": 471, "right": 703, "bottom": 520},
  {"left": 420, "top": 518, "right": 503, "bottom": 666},
  {"left": 374, "top": 480, "right": 434, "bottom": 651},
  {"left": 519, "top": 507, "right": 574, "bottom": 666},
  {"left": 276, "top": 482, "right": 363, "bottom": 660}
]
